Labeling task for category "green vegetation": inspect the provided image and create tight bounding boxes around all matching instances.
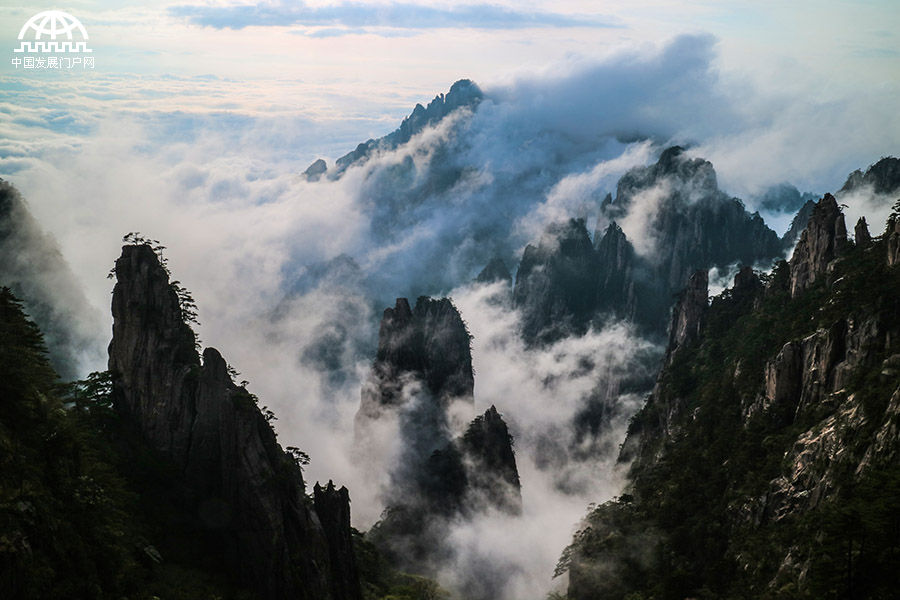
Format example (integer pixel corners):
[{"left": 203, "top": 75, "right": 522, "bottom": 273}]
[
  {"left": 558, "top": 233, "right": 900, "bottom": 599},
  {"left": 0, "top": 286, "right": 253, "bottom": 598},
  {"left": 1, "top": 285, "right": 446, "bottom": 599},
  {"left": 353, "top": 529, "right": 451, "bottom": 600}
]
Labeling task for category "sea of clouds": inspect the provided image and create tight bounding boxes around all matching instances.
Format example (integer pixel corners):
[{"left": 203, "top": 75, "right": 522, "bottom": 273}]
[{"left": 2, "top": 33, "right": 897, "bottom": 598}]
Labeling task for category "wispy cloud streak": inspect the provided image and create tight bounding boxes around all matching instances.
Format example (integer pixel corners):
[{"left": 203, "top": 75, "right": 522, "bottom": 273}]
[{"left": 168, "top": 0, "right": 621, "bottom": 32}]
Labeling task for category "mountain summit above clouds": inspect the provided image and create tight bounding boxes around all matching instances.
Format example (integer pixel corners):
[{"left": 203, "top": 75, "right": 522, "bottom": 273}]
[
  {"left": 303, "top": 79, "right": 483, "bottom": 179},
  {"left": 513, "top": 146, "right": 783, "bottom": 344}
]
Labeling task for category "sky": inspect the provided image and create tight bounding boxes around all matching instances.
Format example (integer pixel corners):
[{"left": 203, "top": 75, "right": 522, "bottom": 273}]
[
  {"left": 1, "top": 2, "right": 898, "bottom": 597},
  {"left": 1, "top": 1, "right": 898, "bottom": 156}
]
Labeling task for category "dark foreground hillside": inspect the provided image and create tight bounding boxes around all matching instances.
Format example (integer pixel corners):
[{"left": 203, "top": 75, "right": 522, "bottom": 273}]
[
  {"left": 557, "top": 196, "right": 900, "bottom": 599},
  {"left": 0, "top": 244, "right": 446, "bottom": 600}
]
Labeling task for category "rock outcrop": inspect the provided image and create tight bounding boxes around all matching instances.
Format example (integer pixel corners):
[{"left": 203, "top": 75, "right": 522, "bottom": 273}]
[
  {"left": 887, "top": 212, "right": 900, "bottom": 267},
  {"left": 618, "top": 268, "right": 710, "bottom": 465},
  {"left": 512, "top": 219, "right": 598, "bottom": 343},
  {"left": 108, "top": 243, "right": 360, "bottom": 600},
  {"left": 302, "top": 158, "right": 327, "bottom": 181},
  {"left": 314, "top": 482, "right": 363, "bottom": 600},
  {"left": 839, "top": 156, "right": 900, "bottom": 195},
  {"left": 855, "top": 216, "right": 872, "bottom": 246},
  {"left": 513, "top": 147, "right": 783, "bottom": 343},
  {"left": 603, "top": 146, "right": 781, "bottom": 293},
  {"left": 332, "top": 79, "right": 483, "bottom": 176},
  {"left": 782, "top": 199, "right": 815, "bottom": 250},
  {"left": 475, "top": 257, "right": 512, "bottom": 286},
  {"left": 459, "top": 405, "right": 522, "bottom": 515},
  {"left": 371, "top": 404, "right": 522, "bottom": 577},
  {"left": 666, "top": 269, "right": 708, "bottom": 359},
  {"left": 572, "top": 196, "right": 900, "bottom": 599},
  {"left": 593, "top": 221, "right": 638, "bottom": 321},
  {"left": 788, "top": 194, "right": 847, "bottom": 297},
  {"left": 0, "top": 178, "right": 102, "bottom": 379},
  {"left": 358, "top": 296, "right": 473, "bottom": 420},
  {"left": 359, "top": 298, "right": 520, "bottom": 578}
]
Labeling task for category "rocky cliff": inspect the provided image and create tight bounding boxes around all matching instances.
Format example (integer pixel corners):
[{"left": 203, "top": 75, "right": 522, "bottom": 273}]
[
  {"left": 314, "top": 482, "right": 363, "bottom": 600},
  {"left": 458, "top": 405, "right": 522, "bottom": 515},
  {"left": 560, "top": 194, "right": 900, "bottom": 598},
  {"left": 781, "top": 198, "right": 816, "bottom": 249},
  {"left": 788, "top": 193, "right": 847, "bottom": 297},
  {"left": 887, "top": 208, "right": 900, "bottom": 267},
  {"left": 512, "top": 219, "right": 599, "bottom": 344},
  {"left": 513, "top": 147, "right": 783, "bottom": 343},
  {"left": 839, "top": 156, "right": 900, "bottom": 195},
  {"left": 306, "top": 79, "right": 483, "bottom": 178},
  {"left": 357, "top": 296, "right": 474, "bottom": 421},
  {"left": 0, "top": 178, "right": 101, "bottom": 379},
  {"left": 109, "top": 243, "right": 361, "bottom": 600},
  {"left": 359, "top": 297, "right": 520, "bottom": 578}
]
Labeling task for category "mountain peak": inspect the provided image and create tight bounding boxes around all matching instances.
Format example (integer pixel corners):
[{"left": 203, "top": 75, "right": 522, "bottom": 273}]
[
  {"left": 788, "top": 193, "right": 847, "bottom": 297},
  {"left": 839, "top": 156, "right": 900, "bottom": 195},
  {"left": 331, "top": 79, "right": 483, "bottom": 175}
]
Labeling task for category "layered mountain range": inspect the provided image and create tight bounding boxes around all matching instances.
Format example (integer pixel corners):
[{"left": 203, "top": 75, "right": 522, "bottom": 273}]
[
  {"left": 513, "top": 146, "right": 784, "bottom": 344},
  {"left": 560, "top": 193, "right": 900, "bottom": 598},
  {"left": 2, "top": 73, "right": 899, "bottom": 600}
]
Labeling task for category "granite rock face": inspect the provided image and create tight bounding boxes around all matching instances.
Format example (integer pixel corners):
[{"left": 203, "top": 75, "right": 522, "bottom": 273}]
[
  {"left": 788, "top": 194, "right": 847, "bottom": 297},
  {"left": 605, "top": 146, "right": 781, "bottom": 292},
  {"left": 512, "top": 219, "right": 599, "bottom": 344},
  {"left": 887, "top": 212, "right": 900, "bottom": 267},
  {"left": 108, "top": 244, "right": 360, "bottom": 600},
  {"left": 758, "top": 315, "right": 895, "bottom": 522},
  {"left": 618, "top": 268, "right": 709, "bottom": 465},
  {"left": 598, "top": 196, "right": 900, "bottom": 598},
  {"left": 314, "top": 482, "right": 363, "bottom": 600},
  {"left": 459, "top": 405, "right": 522, "bottom": 515},
  {"left": 781, "top": 199, "right": 815, "bottom": 250},
  {"left": 854, "top": 216, "right": 872, "bottom": 247},
  {"left": 666, "top": 269, "right": 708, "bottom": 360},
  {"left": 593, "top": 221, "right": 638, "bottom": 322}
]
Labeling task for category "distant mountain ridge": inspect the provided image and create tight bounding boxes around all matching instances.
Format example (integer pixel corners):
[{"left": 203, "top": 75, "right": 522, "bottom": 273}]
[
  {"left": 513, "top": 146, "right": 784, "bottom": 344},
  {"left": 303, "top": 79, "right": 483, "bottom": 179}
]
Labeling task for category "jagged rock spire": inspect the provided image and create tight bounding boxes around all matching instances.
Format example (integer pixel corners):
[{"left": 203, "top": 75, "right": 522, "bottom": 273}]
[
  {"left": 314, "top": 482, "right": 363, "bottom": 600},
  {"left": 887, "top": 212, "right": 900, "bottom": 267},
  {"left": 360, "top": 296, "right": 474, "bottom": 419},
  {"left": 476, "top": 257, "right": 512, "bottom": 285},
  {"left": 109, "top": 243, "right": 359, "bottom": 600},
  {"left": 788, "top": 194, "right": 847, "bottom": 297},
  {"left": 667, "top": 269, "right": 708, "bottom": 358},
  {"left": 460, "top": 405, "right": 522, "bottom": 515},
  {"left": 855, "top": 216, "right": 872, "bottom": 246}
]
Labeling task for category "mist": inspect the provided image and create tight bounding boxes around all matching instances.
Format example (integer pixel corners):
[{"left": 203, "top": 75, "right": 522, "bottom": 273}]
[{"left": 2, "top": 31, "right": 897, "bottom": 599}]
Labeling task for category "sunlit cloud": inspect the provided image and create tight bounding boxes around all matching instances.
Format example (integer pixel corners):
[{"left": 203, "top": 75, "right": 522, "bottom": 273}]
[{"left": 168, "top": 0, "right": 623, "bottom": 32}]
